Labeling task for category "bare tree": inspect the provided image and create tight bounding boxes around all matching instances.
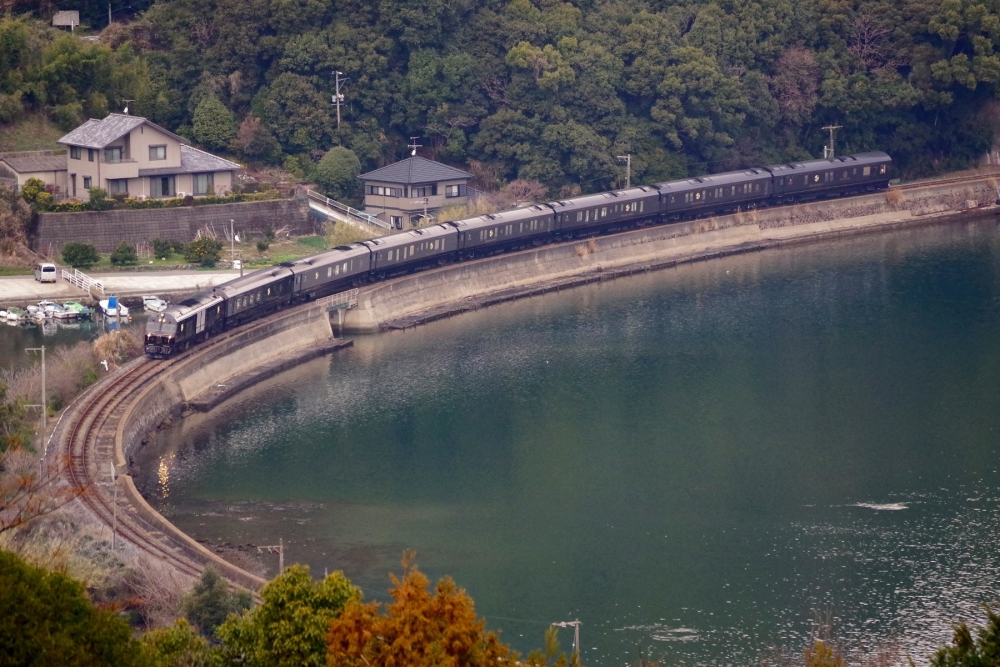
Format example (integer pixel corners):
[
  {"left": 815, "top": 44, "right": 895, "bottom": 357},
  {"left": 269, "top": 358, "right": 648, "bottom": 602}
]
[
  {"left": 0, "top": 445, "right": 83, "bottom": 536},
  {"left": 771, "top": 46, "right": 820, "bottom": 125},
  {"left": 848, "top": 10, "right": 904, "bottom": 71}
]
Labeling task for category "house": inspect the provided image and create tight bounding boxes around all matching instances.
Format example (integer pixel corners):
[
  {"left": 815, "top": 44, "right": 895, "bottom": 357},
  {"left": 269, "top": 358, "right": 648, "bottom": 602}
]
[
  {"left": 57, "top": 113, "right": 241, "bottom": 201},
  {"left": 360, "top": 156, "right": 473, "bottom": 229},
  {"left": 0, "top": 151, "right": 69, "bottom": 194}
]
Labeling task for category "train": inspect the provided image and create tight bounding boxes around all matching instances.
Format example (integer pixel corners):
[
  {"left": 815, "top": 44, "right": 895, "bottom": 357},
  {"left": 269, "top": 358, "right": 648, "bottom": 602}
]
[{"left": 144, "top": 151, "right": 892, "bottom": 358}]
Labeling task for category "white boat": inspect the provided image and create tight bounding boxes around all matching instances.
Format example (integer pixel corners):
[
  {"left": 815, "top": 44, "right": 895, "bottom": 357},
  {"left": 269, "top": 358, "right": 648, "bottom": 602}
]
[
  {"left": 38, "top": 300, "right": 77, "bottom": 320},
  {"left": 99, "top": 298, "right": 129, "bottom": 318},
  {"left": 26, "top": 305, "right": 48, "bottom": 321},
  {"left": 0, "top": 310, "right": 6, "bottom": 319},
  {"left": 142, "top": 295, "right": 168, "bottom": 312},
  {"left": 5, "top": 307, "right": 25, "bottom": 321}
]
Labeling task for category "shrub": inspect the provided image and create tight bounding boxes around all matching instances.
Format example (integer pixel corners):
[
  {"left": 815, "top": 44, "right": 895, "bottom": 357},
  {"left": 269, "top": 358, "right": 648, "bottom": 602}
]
[
  {"left": 87, "top": 188, "right": 112, "bottom": 211},
  {"left": 109, "top": 241, "right": 137, "bottom": 266},
  {"left": 184, "top": 238, "right": 222, "bottom": 267},
  {"left": 20, "top": 178, "right": 46, "bottom": 206},
  {"left": 255, "top": 239, "right": 269, "bottom": 252},
  {"left": 93, "top": 330, "right": 142, "bottom": 365},
  {"left": 61, "top": 242, "right": 100, "bottom": 268},
  {"left": 314, "top": 146, "right": 361, "bottom": 201},
  {"left": 152, "top": 238, "right": 184, "bottom": 257},
  {"left": 192, "top": 96, "right": 238, "bottom": 152},
  {"left": 181, "top": 567, "right": 252, "bottom": 639}
]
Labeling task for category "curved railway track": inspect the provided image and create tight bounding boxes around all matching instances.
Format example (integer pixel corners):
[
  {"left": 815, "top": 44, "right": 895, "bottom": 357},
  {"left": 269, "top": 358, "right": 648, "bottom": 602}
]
[
  {"left": 61, "top": 354, "right": 206, "bottom": 581},
  {"left": 892, "top": 170, "right": 1000, "bottom": 191}
]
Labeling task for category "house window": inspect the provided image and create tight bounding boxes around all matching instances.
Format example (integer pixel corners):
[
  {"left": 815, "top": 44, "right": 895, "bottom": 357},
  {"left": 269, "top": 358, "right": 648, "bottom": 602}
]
[
  {"left": 365, "top": 185, "right": 402, "bottom": 197},
  {"left": 70, "top": 146, "right": 81, "bottom": 159},
  {"left": 83, "top": 176, "right": 91, "bottom": 189},
  {"left": 104, "top": 147, "right": 123, "bottom": 163},
  {"left": 108, "top": 178, "right": 128, "bottom": 195},
  {"left": 445, "top": 184, "right": 467, "bottom": 198},
  {"left": 149, "top": 145, "right": 166, "bottom": 161},
  {"left": 193, "top": 173, "right": 214, "bottom": 195},
  {"left": 151, "top": 175, "right": 176, "bottom": 197},
  {"left": 88, "top": 149, "right": 95, "bottom": 162}
]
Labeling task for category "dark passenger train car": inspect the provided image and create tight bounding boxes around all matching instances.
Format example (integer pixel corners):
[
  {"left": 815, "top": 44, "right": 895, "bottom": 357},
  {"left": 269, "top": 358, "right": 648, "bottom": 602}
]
[
  {"left": 657, "top": 168, "right": 772, "bottom": 219},
  {"left": 453, "top": 205, "right": 555, "bottom": 256},
  {"left": 144, "top": 292, "right": 225, "bottom": 358},
  {"left": 767, "top": 151, "right": 891, "bottom": 202},
  {"left": 365, "top": 224, "right": 458, "bottom": 276},
  {"left": 215, "top": 266, "right": 295, "bottom": 326},
  {"left": 288, "top": 243, "right": 371, "bottom": 300}
]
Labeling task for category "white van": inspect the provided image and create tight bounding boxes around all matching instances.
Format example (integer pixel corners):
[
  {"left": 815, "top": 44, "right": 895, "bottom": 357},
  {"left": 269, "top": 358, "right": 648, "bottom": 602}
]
[{"left": 34, "top": 263, "right": 57, "bottom": 283}]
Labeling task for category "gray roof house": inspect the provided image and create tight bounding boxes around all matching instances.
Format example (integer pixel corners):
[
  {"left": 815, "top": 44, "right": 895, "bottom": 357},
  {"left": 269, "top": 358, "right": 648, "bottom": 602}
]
[
  {"left": 0, "top": 151, "right": 69, "bottom": 194},
  {"left": 57, "top": 113, "right": 241, "bottom": 201},
  {"left": 360, "top": 156, "right": 473, "bottom": 230}
]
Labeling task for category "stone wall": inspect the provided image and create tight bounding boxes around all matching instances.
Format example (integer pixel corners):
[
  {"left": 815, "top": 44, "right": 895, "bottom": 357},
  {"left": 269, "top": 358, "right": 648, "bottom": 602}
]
[{"left": 34, "top": 198, "right": 316, "bottom": 254}]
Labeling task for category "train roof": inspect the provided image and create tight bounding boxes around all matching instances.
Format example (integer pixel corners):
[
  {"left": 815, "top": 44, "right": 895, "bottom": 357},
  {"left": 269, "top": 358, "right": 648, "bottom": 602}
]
[
  {"left": 362, "top": 224, "right": 454, "bottom": 249},
  {"left": 547, "top": 186, "right": 657, "bottom": 210},
  {"left": 285, "top": 243, "right": 370, "bottom": 274},
  {"left": 653, "top": 168, "right": 771, "bottom": 192},
  {"left": 450, "top": 204, "right": 552, "bottom": 228},
  {"left": 157, "top": 291, "right": 223, "bottom": 321},
  {"left": 766, "top": 151, "right": 890, "bottom": 174},
  {"left": 212, "top": 265, "right": 293, "bottom": 297}
]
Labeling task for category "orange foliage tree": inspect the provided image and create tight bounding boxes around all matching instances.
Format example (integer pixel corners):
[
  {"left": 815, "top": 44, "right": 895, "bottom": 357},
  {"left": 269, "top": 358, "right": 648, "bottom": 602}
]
[{"left": 327, "top": 555, "right": 577, "bottom": 667}]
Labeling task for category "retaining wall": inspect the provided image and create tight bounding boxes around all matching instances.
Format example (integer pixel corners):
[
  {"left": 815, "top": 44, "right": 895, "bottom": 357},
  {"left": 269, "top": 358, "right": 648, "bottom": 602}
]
[{"left": 35, "top": 199, "right": 315, "bottom": 254}]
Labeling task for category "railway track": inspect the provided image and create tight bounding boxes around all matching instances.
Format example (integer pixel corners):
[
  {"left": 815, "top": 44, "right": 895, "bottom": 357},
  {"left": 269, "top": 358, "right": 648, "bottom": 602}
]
[
  {"left": 892, "top": 170, "right": 1000, "bottom": 191},
  {"left": 61, "top": 355, "right": 205, "bottom": 581}
]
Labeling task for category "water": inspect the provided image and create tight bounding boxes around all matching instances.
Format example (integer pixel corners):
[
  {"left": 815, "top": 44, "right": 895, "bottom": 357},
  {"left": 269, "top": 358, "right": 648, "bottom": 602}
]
[
  {"left": 0, "top": 318, "right": 104, "bottom": 369},
  {"left": 135, "top": 218, "right": 1000, "bottom": 665}
]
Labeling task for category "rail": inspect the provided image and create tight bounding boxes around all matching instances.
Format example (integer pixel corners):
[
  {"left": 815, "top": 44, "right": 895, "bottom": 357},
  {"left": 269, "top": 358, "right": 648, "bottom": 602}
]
[
  {"left": 61, "top": 268, "right": 105, "bottom": 296},
  {"left": 323, "top": 288, "right": 359, "bottom": 311},
  {"left": 306, "top": 190, "right": 391, "bottom": 229}
]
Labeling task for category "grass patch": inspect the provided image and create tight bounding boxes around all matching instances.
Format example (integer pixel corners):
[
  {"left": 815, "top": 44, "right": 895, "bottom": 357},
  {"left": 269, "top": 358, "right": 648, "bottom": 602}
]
[
  {"left": 0, "top": 113, "right": 66, "bottom": 152},
  {"left": 0, "top": 265, "right": 33, "bottom": 276},
  {"left": 325, "top": 222, "right": 376, "bottom": 248},
  {"left": 298, "top": 235, "right": 327, "bottom": 249}
]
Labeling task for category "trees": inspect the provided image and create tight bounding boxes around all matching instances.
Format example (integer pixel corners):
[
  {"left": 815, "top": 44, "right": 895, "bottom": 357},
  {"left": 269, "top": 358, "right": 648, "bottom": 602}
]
[
  {"left": 0, "top": 183, "right": 34, "bottom": 257},
  {"left": 184, "top": 238, "right": 223, "bottom": 267},
  {"left": 216, "top": 565, "right": 359, "bottom": 667},
  {"left": 110, "top": 240, "right": 138, "bottom": 266},
  {"left": 182, "top": 567, "right": 252, "bottom": 639},
  {"left": 0, "top": 550, "right": 140, "bottom": 666},
  {"left": 193, "top": 96, "right": 238, "bottom": 152},
  {"left": 314, "top": 147, "right": 361, "bottom": 201},
  {"left": 931, "top": 604, "right": 1000, "bottom": 667},
  {"left": 61, "top": 242, "right": 101, "bottom": 268}
]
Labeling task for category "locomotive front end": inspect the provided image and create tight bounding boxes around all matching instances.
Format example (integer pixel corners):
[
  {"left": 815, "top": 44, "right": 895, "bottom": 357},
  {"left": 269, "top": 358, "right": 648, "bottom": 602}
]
[{"left": 144, "top": 312, "right": 179, "bottom": 358}]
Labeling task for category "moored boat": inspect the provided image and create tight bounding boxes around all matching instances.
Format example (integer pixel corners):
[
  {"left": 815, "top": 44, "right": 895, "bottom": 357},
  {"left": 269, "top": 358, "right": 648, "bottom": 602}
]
[
  {"left": 142, "top": 295, "right": 168, "bottom": 312},
  {"left": 62, "top": 301, "right": 95, "bottom": 318},
  {"left": 38, "top": 300, "right": 77, "bottom": 320},
  {"left": 99, "top": 298, "right": 130, "bottom": 318}
]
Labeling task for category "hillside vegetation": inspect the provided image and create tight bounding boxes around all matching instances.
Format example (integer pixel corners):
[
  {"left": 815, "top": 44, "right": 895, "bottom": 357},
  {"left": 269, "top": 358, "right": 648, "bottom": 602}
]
[{"left": 1, "top": 0, "right": 999, "bottom": 193}]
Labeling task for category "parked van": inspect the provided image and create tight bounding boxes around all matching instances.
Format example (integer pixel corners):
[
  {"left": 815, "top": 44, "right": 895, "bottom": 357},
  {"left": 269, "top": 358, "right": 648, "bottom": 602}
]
[{"left": 34, "top": 263, "right": 57, "bottom": 283}]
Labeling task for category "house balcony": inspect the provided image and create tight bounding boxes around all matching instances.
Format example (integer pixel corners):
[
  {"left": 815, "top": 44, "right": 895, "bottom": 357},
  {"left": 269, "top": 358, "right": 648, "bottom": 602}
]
[{"left": 100, "top": 158, "right": 139, "bottom": 181}]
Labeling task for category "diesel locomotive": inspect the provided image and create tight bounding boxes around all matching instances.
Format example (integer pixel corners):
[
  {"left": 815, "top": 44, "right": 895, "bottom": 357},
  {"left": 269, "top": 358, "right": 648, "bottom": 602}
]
[{"left": 145, "top": 151, "right": 892, "bottom": 358}]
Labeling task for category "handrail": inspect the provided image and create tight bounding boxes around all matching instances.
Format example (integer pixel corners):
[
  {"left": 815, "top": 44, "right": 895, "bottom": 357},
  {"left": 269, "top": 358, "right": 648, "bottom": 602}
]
[
  {"left": 61, "top": 268, "right": 105, "bottom": 296},
  {"left": 306, "top": 190, "right": 391, "bottom": 229},
  {"left": 323, "top": 288, "right": 359, "bottom": 310}
]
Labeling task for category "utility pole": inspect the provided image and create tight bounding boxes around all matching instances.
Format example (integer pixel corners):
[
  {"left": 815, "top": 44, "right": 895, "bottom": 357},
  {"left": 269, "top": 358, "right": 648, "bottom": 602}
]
[
  {"left": 411, "top": 198, "right": 429, "bottom": 226},
  {"left": 408, "top": 137, "right": 422, "bottom": 157},
  {"left": 109, "top": 462, "right": 118, "bottom": 551},
  {"left": 108, "top": 2, "right": 112, "bottom": 25},
  {"left": 259, "top": 538, "right": 284, "bottom": 573},
  {"left": 616, "top": 154, "right": 631, "bottom": 189},
  {"left": 229, "top": 219, "right": 242, "bottom": 275},
  {"left": 822, "top": 124, "right": 842, "bottom": 158},
  {"left": 552, "top": 620, "right": 581, "bottom": 660},
  {"left": 332, "top": 71, "right": 348, "bottom": 129},
  {"left": 24, "top": 346, "right": 46, "bottom": 437}
]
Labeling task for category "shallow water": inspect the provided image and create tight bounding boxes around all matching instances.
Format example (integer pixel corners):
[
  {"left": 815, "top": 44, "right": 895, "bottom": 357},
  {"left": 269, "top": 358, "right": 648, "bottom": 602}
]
[{"left": 136, "top": 218, "right": 1000, "bottom": 665}]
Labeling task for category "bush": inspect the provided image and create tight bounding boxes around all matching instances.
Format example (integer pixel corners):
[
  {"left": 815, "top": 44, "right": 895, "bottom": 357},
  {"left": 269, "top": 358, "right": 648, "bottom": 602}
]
[
  {"left": 109, "top": 241, "right": 137, "bottom": 266},
  {"left": 61, "top": 242, "right": 100, "bottom": 268},
  {"left": 255, "top": 239, "right": 269, "bottom": 252},
  {"left": 87, "top": 188, "right": 112, "bottom": 211},
  {"left": 181, "top": 567, "right": 252, "bottom": 639},
  {"left": 152, "top": 238, "right": 184, "bottom": 257},
  {"left": 184, "top": 238, "right": 223, "bottom": 267},
  {"left": 314, "top": 146, "right": 361, "bottom": 201}
]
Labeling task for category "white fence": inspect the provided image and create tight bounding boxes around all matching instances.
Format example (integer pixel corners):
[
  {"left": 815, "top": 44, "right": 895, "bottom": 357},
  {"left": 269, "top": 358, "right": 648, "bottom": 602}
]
[
  {"left": 306, "top": 190, "right": 391, "bottom": 230},
  {"left": 61, "top": 268, "right": 105, "bottom": 296}
]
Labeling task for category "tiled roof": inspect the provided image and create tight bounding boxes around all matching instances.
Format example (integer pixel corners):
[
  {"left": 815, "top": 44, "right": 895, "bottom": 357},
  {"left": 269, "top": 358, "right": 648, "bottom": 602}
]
[
  {"left": 57, "top": 114, "right": 186, "bottom": 149},
  {"left": 0, "top": 153, "right": 66, "bottom": 173},
  {"left": 139, "top": 145, "right": 242, "bottom": 176},
  {"left": 360, "top": 156, "right": 472, "bottom": 184}
]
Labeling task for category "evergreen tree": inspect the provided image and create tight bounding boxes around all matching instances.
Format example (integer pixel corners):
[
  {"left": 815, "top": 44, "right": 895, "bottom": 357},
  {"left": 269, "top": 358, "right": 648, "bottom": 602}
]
[
  {"left": 193, "top": 96, "right": 238, "bottom": 152},
  {"left": 314, "top": 147, "right": 361, "bottom": 202}
]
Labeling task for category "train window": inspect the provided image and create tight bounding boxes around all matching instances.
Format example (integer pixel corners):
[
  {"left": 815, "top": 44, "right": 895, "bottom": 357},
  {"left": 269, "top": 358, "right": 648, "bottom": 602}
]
[
  {"left": 257, "top": 291, "right": 262, "bottom": 303},
  {"left": 695, "top": 192, "right": 702, "bottom": 200},
  {"left": 314, "top": 271, "right": 319, "bottom": 280},
  {"left": 879, "top": 165, "right": 886, "bottom": 174},
  {"left": 577, "top": 212, "right": 583, "bottom": 222},
  {"left": 216, "top": 306, "right": 220, "bottom": 314},
  {"left": 585, "top": 210, "right": 591, "bottom": 222},
  {"left": 754, "top": 184, "right": 760, "bottom": 191},
  {"left": 813, "top": 175, "right": 820, "bottom": 182},
  {"left": 343, "top": 262, "right": 348, "bottom": 272},
  {"left": 335, "top": 265, "right": 340, "bottom": 275},
  {"left": 267, "top": 287, "right": 271, "bottom": 296},
  {"left": 640, "top": 201, "right": 644, "bottom": 212},
  {"left": 327, "top": 267, "right": 332, "bottom": 277},
  {"left": 601, "top": 207, "right": 608, "bottom": 217},
  {"left": 670, "top": 196, "right": 675, "bottom": 203}
]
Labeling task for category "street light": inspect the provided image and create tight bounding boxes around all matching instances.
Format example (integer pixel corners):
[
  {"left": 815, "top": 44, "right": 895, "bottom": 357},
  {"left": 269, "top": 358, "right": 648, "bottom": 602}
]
[
  {"left": 332, "top": 71, "right": 349, "bottom": 129},
  {"left": 552, "top": 620, "right": 581, "bottom": 659}
]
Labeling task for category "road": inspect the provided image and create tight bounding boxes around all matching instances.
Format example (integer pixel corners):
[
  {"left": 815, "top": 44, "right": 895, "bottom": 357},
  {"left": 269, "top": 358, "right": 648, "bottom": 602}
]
[{"left": 0, "top": 269, "right": 240, "bottom": 305}]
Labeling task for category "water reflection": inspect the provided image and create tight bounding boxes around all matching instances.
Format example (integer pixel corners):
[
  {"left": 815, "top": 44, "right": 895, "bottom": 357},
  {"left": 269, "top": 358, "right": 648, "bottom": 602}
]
[{"left": 135, "top": 219, "right": 1000, "bottom": 666}]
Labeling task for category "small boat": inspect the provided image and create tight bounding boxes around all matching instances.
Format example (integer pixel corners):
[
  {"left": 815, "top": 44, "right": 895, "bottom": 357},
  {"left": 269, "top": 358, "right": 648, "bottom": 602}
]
[
  {"left": 5, "top": 306, "right": 25, "bottom": 322},
  {"left": 26, "top": 305, "right": 48, "bottom": 322},
  {"left": 0, "top": 310, "right": 6, "bottom": 319},
  {"left": 62, "top": 301, "right": 95, "bottom": 318},
  {"left": 99, "top": 298, "right": 129, "bottom": 318},
  {"left": 142, "top": 295, "right": 168, "bottom": 312},
  {"left": 38, "top": 300, "right": 77, "bottom": 320}
]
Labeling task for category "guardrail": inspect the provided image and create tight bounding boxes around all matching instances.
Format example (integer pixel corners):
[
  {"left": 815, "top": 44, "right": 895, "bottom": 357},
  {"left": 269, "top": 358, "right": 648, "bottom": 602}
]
[
  {"left": 306, "top": 190, "right": 391, "bottom": 229},
  {"left": 323, "top": 288, "right": 359, "bottom": 311},
  {"left": 61, "top": 268, "right": 105, "bottom": 296}
]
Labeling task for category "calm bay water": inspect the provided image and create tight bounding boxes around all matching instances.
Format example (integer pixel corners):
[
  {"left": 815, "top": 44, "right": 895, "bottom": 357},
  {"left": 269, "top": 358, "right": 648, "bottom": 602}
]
[{"left": 136, "top": 219, "right": 1000, "bottom": 665}]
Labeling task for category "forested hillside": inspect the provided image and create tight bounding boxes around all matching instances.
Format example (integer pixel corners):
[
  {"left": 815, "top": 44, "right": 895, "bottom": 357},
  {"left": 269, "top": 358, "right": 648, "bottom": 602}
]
[{"left": 2, "top": 0, "right": 999, "bottom": 193}]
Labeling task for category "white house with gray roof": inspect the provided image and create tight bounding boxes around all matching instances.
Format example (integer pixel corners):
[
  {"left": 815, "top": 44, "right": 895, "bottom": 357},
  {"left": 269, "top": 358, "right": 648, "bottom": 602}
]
[
  {"left": 57, "top": 113, "right": 241, "bottom": 201},
  {"left": 360, "top": 156, "right": 472, "bottom": 229}
]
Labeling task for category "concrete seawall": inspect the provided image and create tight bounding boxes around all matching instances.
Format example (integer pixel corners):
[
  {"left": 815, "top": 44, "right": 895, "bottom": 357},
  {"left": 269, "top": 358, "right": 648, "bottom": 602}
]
[{"left": 344, "top": 178, "right": 999, "bottom": 332}]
